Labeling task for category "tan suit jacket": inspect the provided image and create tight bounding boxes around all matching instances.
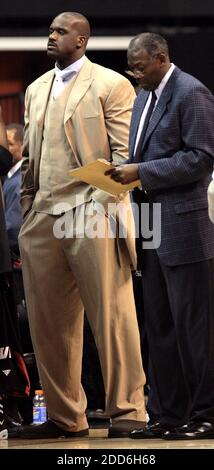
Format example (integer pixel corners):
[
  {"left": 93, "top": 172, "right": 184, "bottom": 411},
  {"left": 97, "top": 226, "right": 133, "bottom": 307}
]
[{"left": 21, "top": 58, "right": 137, "bottom": 265}]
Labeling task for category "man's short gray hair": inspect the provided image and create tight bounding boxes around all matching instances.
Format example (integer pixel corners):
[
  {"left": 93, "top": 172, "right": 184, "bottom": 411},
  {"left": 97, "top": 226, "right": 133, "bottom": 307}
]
[{"left": 128, "top": 32, "right": 169, "bottom": 57}]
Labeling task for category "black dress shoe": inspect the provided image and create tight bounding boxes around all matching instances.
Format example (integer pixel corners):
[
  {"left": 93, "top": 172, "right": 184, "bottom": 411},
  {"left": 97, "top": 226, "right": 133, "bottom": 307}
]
[
  {"left": 4, "top": 414, "right": 22, "bottom": 429},
  {"left": 87, "top": 409, "right": 110, "bottom": 429},
  {"left": 8, "top": 420, "right": 89, "bottom": 439},
  {"left": 130, "top": 421, "right": 173, "bottom": 439},
  {"left": 163, "top": 421, "right": 214, "bottom": 440},
  {"left": 108, "top": 419, "right": 147, "bottom": 438}
]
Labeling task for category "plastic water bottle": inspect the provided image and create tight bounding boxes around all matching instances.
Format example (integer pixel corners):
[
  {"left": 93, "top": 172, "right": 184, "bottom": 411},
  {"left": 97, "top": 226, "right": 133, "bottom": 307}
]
[{"left": 33, "top": 390, "right": 47, "bottom": 425}]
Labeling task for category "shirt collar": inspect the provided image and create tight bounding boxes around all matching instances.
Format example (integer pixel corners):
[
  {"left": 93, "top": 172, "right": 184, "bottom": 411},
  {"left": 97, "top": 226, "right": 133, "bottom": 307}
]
[
  {"left": 54, "top": 55, "right": 86, "bottom": 82},
  {"left": 7, "top": 160, "right": 22, "bottom": 178},
  {"left": 155, "top": 63, "right": 175, "bottom": 100}
]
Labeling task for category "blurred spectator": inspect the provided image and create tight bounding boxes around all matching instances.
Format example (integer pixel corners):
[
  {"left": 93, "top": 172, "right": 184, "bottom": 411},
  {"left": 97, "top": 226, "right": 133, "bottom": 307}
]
[
  {"left": 0, "top": 107, "right": 30, "bottom": 438},
  {"left": 3, "top": 124, "right": 23, "bottom": 255}
]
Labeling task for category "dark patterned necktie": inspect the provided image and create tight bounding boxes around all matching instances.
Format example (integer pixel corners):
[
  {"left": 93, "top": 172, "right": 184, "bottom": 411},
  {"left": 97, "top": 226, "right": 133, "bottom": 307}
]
[{"left": 133, "top": 90, "right": 157, "bottom": 163}]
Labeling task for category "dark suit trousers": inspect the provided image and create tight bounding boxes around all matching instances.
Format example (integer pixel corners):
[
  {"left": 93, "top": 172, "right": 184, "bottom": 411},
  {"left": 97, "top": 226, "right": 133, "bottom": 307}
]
[{"left": 139, "top": 248, "right": 214, "bottom": 426}]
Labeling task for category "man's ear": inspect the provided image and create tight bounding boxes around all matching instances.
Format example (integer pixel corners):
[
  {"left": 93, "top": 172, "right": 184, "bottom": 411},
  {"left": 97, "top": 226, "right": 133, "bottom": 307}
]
[
  {"left": 158, "top": 52, "right": 168, "bottom": 65},
  {"left": 77, "top": 35, "right": 87, "bottom": 48}
]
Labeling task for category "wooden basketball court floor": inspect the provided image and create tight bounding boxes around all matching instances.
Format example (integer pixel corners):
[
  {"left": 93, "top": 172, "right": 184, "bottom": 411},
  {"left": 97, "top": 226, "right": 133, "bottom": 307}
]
[{"left": 2, "top": 428, "right": 214, "bottom": 449}]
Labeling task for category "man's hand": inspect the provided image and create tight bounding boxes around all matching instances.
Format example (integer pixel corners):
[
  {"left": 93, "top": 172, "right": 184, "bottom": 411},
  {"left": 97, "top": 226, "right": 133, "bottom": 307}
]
[{"left": 105, "top": 163, "right": 139, "bottom": 184}]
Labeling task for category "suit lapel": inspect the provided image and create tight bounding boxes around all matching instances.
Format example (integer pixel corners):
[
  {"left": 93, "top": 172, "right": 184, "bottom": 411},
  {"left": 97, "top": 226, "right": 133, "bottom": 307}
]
[
  {"left": 36, "top": 71, "right": 55, "bottom": 129},
  {"left": 142, "top": 69, "right": 180, "bottom": 150},
  {"left": 130, "top": 67, "right": 180, "bottom": 159},
  {"left": 64, "top": 59, "right": 95, "bottom": 166},
  {"left": 34, "top": 70, "right": 55, "bottom": 163},
  {"left": 64, "top": 58, "right": 94, "bottom": 123},
  {"left": 129, "top": 92, "right": 149, "bottom": 159}
]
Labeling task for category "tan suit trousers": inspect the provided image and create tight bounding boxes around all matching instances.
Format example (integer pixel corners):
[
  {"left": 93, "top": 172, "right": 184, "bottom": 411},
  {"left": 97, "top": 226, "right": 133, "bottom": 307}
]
[{"left": 19, "top": 201, "right": 146, "bottom": 431}]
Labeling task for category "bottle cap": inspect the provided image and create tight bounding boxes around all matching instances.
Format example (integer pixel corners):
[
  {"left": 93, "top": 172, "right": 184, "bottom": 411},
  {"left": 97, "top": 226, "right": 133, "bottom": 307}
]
[{"left": 35, "top": 390, "right": 44, "bottom": 395}]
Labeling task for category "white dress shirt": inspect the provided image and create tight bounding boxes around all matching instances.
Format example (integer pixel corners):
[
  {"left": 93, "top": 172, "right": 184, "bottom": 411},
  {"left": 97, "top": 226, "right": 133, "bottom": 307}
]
[
  {"left": 7, "top": 159, "right": 22, "bottom": 178},
  {"left": 52, "top": 55, "right": 86, "bottom": 100}
]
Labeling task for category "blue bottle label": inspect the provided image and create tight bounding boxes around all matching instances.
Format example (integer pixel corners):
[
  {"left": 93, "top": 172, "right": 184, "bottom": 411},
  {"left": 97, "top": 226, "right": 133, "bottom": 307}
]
[
  {"left": 33, "top": 407, "right": 41, "bottom": 424},
  {"left": 40, "top": 406, "right": 47, "bottom": 423}
]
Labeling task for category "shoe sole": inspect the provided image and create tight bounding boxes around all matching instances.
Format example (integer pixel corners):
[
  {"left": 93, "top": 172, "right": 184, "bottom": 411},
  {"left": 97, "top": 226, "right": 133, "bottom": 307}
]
[
  {"left": 130, "top": 433, "right": 162, "bottom": 439},
  {"left": 108, "top": 431, "right": 130, "bottom": 438},
  {"left": 12, "top": 428, "right": 89, "bottom": 439},
  {"left": 163, "top": 433, "right": 214, "bottom": 440}
]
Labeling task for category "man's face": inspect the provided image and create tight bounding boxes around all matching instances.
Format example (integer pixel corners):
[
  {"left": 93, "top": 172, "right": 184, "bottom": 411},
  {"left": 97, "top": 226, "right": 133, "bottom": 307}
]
[
  {"left": 127, "top": 48, "right": 164, "bottom": 91},
  {"left": 47, "top": 14, "right": 83, "bottom": 67},
  {"left": 6, "top": 129, "right": 23, "bottom": 165}
]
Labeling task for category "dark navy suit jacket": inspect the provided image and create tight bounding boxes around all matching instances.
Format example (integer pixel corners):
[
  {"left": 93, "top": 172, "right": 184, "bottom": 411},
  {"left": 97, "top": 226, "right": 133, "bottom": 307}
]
[
  {"left": 0, "top": 145, "right": 12, "bottom": 273},
  {"left": 130, "top": 67, "right": 214, "bottom": 265}
]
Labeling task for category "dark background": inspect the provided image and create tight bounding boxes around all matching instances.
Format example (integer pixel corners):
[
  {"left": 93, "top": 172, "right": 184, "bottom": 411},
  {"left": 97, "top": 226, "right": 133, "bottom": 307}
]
[
  {"left": 0, "top": 0, "right": 214, "bottom": 101},
  {"left": 0, "top": 0, "right": 214, "bottom": 36},
  {"left": 0, "top": 0, "right": 214, "bottom": 19}
]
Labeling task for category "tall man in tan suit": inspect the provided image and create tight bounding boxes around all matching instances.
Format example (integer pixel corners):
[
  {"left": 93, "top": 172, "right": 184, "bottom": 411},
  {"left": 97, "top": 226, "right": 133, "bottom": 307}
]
[{"left": 14, "top": 12, "right": 147, "bottom": 439}]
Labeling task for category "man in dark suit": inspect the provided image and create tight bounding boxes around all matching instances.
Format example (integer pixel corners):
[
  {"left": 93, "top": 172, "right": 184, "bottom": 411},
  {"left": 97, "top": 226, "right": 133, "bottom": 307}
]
[
  {"left": 108, "top": 33, "right": 214, "bottom": 440},
  {"left": 3, "top": 124, "right": 23, "bottom": 254},
  {"left": 0, "top": 106, "right": 12, "bottom": 441},
  {"left": 0, "top": 108, "right": 30, "bottom": 439},
  {"left": 0, "top": 107, "right": 13, "bottom": 274}
]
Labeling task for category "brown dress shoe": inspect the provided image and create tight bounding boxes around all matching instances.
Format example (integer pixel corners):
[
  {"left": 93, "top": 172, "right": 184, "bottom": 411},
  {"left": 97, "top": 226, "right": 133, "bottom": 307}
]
[
  {"left": 8, "top": 420, "right": 89, "bottom": 439},
  {"left": 108, "top": 419, "right": 147, "bottom": 438}
]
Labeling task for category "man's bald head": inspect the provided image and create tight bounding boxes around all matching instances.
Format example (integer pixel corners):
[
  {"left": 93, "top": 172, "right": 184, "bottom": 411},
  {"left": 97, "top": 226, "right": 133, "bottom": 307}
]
[
  {"left": 55, "top": 12, "right": 90, "bottom": 41},
  {"left": 47, "top": 12, "right": 91, "bottom": 68}
]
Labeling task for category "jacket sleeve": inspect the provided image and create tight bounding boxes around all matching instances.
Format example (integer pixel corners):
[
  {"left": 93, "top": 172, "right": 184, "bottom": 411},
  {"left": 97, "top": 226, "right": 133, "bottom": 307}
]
[
  {"left": 138, "top": 83, "right": 214, "bottom": 190},
  {"left": 104, "top": 76, "right": 136, "bottom": 165},
  {"left": 20, "top": 86, "right": 35, "bottom": 218},
  {"left": 93, "top": 76, "right": 136, "bottom": 207}
]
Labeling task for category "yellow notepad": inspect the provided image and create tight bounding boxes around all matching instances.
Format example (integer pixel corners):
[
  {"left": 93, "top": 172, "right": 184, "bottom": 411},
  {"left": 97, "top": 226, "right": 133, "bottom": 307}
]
[{"left": 69, "top": 159, "right": 140, "bottom": 196}]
